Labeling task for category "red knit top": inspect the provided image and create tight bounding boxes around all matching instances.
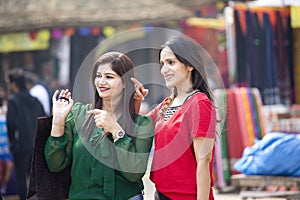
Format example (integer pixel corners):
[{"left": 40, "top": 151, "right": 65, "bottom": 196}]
[{"left": 149, "top": 92, "right": 216, "bottom": 200}]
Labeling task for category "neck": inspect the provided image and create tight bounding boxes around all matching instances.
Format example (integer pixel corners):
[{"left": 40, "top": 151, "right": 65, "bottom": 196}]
[
  {"left": 102, "top": 96, "right": 122, "bottom": 115},
  {"left": 175, "top": 82, "right": 193, "bottom": 98},
  {"left": 172, "top": 88, "right": 197, "bottom": 107}
]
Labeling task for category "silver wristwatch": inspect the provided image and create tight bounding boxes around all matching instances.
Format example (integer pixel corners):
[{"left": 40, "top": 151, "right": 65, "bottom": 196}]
[{"left": 114, "top": 130, "right": 125, "bottom": 140}]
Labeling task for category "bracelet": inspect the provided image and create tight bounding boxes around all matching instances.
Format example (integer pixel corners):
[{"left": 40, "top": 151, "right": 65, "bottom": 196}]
[{"left": 52, "top": 122, "right": 64, "bottom": 128}]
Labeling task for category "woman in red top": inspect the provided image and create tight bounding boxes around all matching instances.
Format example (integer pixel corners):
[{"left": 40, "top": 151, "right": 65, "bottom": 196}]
[{"left": 133, "top": 35, "right": 216, "bottom": 200}]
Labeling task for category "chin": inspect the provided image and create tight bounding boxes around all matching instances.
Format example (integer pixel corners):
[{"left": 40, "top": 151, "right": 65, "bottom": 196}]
[
  {"left": 165, "top": 82, "right": 175, "bottom": 88},
  {"left": 98, "top": 93, "right": 109, "bottom": 99}
]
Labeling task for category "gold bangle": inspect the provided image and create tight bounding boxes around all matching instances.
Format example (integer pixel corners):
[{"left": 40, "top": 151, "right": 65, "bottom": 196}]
[{"left": 52, "top": 122, "right": 64, "bottom": 128}]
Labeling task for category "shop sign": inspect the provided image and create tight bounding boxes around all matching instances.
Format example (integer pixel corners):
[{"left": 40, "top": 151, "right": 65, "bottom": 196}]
[
  {"left": 291, "top": 6, "right": 300, "bottom": 28},
  {"left": 0, "top": 29, "right": 50, "bottom": 53}
]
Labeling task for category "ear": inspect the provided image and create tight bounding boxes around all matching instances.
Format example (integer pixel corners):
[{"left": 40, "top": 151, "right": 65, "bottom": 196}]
[{"left": 187, "top": 66, "right": 193, "bottom": 72}]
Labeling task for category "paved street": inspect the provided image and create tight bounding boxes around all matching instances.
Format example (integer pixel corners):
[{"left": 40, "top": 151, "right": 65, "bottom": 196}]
[
  {"left": 142, "top": 173, "right": 286, "bottom": 200},
  {"left": 142, "top": 173, "right": 242, "bottom": 200},
  {"left": 1, "top": 175, "right": 286, "bottom": 200},
  {"left": 1, "top": 155, "right": 286, "bottom": 200},
  {"left": 141, "top": 156, "right": 239, "bottom": 200}
]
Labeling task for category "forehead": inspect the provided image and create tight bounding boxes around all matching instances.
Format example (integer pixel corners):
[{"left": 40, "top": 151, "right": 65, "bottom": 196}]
[
  {"left": 160, "top": 46, "right": 176, "bottom": 60},
  {"left": 96, "top": 63, "right": 116, "bottom": 74}
]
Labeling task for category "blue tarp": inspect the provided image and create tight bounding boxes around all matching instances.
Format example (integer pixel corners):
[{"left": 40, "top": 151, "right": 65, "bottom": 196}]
[{"left": 234, "top": 132, "right": 300, "bottom": 177}]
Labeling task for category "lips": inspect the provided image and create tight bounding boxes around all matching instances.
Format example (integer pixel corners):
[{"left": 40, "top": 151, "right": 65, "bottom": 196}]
[
  {"left": 164, "top": 74, "right": 174, "bottom": 81},
  {"left": 98, "top": 87, "right": 109, "bottom": 92}
]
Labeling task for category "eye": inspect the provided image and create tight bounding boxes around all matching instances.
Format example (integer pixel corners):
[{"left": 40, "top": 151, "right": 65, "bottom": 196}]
[
  {"left": 95, "top": 74, "right": 102, "bottom": 78},
  {"left": 106, "top": 75, "right": 114, "bottom": 79},
  {"left": 167, "top": 60, "right": 175, "bottom": 65}
]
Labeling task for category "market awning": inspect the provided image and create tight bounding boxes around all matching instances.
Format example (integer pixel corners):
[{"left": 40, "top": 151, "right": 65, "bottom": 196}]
[{"left": 0, "top": 0, "right": 203, "bottom": 33}]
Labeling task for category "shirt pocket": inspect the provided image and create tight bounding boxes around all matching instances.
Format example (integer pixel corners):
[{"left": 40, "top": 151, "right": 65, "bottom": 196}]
[{"left": 90, "top": 158, "right": 104, "bottom": 186}]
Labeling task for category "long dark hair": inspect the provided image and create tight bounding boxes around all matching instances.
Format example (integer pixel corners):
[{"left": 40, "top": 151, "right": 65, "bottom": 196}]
[
  {"left": 84, "top": 52, "right": 136, "bottom": 138},
  {"left": 159, "top": 36, "right": 215, "bottom": 113}
]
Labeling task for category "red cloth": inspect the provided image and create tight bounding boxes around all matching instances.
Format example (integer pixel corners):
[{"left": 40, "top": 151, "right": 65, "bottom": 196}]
[
  {"left": 149, "top": 93, "right": 216, "bottom": 200},
  {"left": 225, "top": 89, "right": 249, "bottom": 175}
]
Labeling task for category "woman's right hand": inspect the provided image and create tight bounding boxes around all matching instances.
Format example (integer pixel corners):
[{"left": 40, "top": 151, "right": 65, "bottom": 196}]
[
  {"left": 131, "top": 78, "right": 149, "bottom": 114},
  {"left": 52, "top": 89, "right": 74, "bottom": 121}
]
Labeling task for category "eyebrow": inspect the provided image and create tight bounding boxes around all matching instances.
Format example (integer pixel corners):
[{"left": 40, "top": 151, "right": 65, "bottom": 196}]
[
  {"left": 160, "top": 57, "right": 176, "bottom": 62},
  {"left": 96, "top": 72, "right": 116, "bottom": 76}
]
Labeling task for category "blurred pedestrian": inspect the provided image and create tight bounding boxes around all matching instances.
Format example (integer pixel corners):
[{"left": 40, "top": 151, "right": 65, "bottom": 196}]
[
  {"left": 0, "top": 83, "right": 13, "bottom": 198},
  {"left": 0, "top": 83, "right": 8, "bottom": 116},
  {"left": 0, "top": 116, "right": 14, "bottom": 196},
  {"left": 5, "top": 68, "right": 45, "bottom": 200},
  {"left": 25, "top": 71, "right": 52, "bottom": 115}
]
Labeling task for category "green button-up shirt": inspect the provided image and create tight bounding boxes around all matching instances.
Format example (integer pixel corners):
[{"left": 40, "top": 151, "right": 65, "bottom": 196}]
[{"left": 44, "top": 103, "right": 154, "bottom": 200}]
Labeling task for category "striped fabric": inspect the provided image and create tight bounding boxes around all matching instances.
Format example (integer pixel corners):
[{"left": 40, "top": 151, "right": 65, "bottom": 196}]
[{"left": 213, "top": 87, "right": 266, "bottom": 189}]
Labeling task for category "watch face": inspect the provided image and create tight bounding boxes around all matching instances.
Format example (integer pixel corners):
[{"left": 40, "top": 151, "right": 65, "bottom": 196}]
[{"left": 117, "top": 130, "right": 125, "bottom": 138}]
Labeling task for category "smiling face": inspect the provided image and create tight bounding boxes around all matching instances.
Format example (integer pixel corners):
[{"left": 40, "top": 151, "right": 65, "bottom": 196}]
[
  {"left": 94, "top": 63, "right": 123, "bottom": 101},
  {"left": 160, "top": 46, "right": 193, "bottom": 89}
]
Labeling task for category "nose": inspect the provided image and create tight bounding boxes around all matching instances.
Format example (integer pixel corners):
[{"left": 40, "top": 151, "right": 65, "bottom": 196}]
[
  {"left": 97, "top": 77, "right": 107, "bottom": 85},
  {"left": 160, "top": 63, "right": 168, "bottom": 75}
]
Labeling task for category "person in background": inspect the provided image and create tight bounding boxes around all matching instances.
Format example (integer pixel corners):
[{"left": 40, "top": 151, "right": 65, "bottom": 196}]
[
  {"left": 5, "top": 68, "right": 45, "bottom": 200},
  {"left": 0, "top": 83, "right": 8, "bottom": 116},
  {"left": 25, "top": 71, "right": 52, "bottom": 115},
  {"left": 0, "top": 115, "right": 14, "bottom": 196},
  {"left": 44, "top": 52, "right": 153, "bottom": 200},
  {"left": 132, "top": 35, "right": 217, "bottom": 200},
  {"left": 0, "top": 82, "right": 13, "bottom": 198}
]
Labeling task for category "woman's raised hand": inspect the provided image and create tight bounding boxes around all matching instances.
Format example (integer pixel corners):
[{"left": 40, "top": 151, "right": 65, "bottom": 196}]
[
  {"left": 131, "top": 78, "right": 149, "bottom": 114},
  {"left": 131, "top": 78, "right": 149, "bottom": 100},
  {"left": 52, "top": 89, "right": 74, "bottom": 120}
]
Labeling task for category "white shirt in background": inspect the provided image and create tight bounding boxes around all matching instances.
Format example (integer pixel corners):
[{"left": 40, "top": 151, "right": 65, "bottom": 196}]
[{"left": 30, "top": 84, "right": 51, "bottom": 115}]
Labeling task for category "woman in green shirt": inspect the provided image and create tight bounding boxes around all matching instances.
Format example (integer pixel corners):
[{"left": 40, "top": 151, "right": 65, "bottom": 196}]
[{"left": 44, "top": 52, "right": 154, "bottom": 200}]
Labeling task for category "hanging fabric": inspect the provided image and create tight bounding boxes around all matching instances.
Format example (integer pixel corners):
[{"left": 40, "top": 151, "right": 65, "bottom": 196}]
[
  {"left": 214, "top": 87, "right": 266, "bottom": 186},
  {"left": 231, "top": 5, "right": 294, "bottom": 105},
  {"left": 234, "top": 9, "right": 248, "bottom": 86}
]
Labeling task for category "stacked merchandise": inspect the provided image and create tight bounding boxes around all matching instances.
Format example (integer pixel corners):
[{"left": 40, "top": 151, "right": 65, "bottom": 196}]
[{"left": 214, "top": 87, "right": 266, "bottom": 189}]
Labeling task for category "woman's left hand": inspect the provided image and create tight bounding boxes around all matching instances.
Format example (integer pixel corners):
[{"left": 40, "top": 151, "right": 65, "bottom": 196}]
[{"left": 87, "top": 109, "right": 121, "bottom": 135}]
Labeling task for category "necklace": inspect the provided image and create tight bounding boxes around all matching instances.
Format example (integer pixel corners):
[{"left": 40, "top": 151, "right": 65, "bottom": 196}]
[{"left": 173, "top": 90, "right": 199, "bottom": 106}]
